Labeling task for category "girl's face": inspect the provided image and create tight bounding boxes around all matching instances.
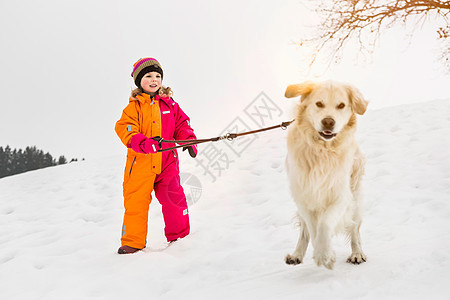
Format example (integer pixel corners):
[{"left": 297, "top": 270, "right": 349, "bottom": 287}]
[{"left": 140, "top": 71, "right": 162, "bottom": 95}]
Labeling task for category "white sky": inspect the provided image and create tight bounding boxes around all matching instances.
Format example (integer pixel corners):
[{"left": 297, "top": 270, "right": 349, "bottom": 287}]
[{"left": 0, "top": 0, "right": 448, "bottom": 160}]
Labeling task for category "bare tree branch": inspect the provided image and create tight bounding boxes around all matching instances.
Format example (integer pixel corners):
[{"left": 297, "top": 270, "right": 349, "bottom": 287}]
[{"left": 303, "top": 0, "right": 450, "bottom": 72}]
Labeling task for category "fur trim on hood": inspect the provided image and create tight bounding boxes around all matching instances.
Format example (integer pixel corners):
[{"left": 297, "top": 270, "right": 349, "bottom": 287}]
[{"left": 131, "top": 86, "right": 173, "bottom": 99}]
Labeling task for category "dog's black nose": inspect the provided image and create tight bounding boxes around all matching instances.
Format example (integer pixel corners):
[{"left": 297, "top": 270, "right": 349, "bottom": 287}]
[{"left": 321, "top": 118, "right": 335, "bottom": 129}]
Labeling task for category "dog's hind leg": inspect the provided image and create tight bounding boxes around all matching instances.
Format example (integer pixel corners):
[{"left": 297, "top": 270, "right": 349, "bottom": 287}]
[{"left": 285, "top": 220, "right": 310, "bottom": 265}]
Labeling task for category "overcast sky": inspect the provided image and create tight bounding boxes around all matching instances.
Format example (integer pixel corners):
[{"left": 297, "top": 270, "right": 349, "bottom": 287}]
[{"left": 1, "top": 0, "right": 448, "bottom": 160}]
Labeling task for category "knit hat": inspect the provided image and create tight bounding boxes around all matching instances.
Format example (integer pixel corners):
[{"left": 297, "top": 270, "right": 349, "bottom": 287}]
[{"left": 131, "top": 58, "right": 163, "bottom": 88}]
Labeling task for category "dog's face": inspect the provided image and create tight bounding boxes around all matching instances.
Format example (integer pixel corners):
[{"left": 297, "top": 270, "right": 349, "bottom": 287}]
[{"left": 285, "top": 81, "right": 368, "bottom": 141}]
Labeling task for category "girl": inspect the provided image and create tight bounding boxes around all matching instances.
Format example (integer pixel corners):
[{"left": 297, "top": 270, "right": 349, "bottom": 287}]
[{"left": 115, "top": 57, "right": 197, "bottom": 254}]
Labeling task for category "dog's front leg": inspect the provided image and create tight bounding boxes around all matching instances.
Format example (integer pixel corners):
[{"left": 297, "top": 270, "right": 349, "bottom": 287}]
[
  {"left": 313, "top": 221, "right": 336, "bottom": 270},
  {"left": 313, "top": 200, "right": 348, "bottom": 270},
  {"left": 285, "top": 220, "right": 310, "bottom": 265},
  {"left": 347, "top": 221, "right": 367, "bottom": 264}
]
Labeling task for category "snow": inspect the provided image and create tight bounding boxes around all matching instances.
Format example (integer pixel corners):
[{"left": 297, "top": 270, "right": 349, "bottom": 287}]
[{"left": 1, "top": 99, "right": 450, "bottom": 299}]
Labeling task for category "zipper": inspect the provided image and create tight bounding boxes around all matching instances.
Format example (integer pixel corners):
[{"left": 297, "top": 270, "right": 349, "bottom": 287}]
[{"left": 129, "top": 156, "right": 136, "bottom": 177}]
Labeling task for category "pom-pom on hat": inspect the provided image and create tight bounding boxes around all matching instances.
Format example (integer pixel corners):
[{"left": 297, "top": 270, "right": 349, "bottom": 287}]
[{"left": 131, "top": 58, "right": 163, "bottom": 87}]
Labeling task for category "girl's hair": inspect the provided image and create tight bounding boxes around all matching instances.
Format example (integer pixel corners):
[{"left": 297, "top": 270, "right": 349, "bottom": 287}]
[{"left": 131, "top": 86, "right": 173, "bottom": 98}]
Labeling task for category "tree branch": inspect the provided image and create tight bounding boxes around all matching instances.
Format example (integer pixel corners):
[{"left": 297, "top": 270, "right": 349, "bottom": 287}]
[{"left": 303, "top": 0, "right": 450, "bottom": 72}]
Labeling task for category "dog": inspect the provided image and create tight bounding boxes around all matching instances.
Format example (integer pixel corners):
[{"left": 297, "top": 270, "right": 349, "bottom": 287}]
[{"left": 284, "top": 80, "right": 368, "bottom": 270}]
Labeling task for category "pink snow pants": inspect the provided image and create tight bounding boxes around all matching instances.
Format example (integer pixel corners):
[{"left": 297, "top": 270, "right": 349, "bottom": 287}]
[{"left": 121, "top": 151, "right": 190, "bottom": 249}]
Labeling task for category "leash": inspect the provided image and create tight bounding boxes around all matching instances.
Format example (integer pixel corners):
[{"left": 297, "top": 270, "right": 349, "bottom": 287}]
[{"left": 153, "top": 119, "right": 295, "bottom": 152}]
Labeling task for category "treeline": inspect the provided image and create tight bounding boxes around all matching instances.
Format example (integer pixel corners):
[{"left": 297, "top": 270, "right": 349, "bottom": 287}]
[{"left": 0, "top": 146, "right": 81, "bottom": 179}]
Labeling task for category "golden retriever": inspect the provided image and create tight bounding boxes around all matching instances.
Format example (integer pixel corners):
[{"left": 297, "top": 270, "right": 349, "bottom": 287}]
[{"left": 284, "top": 80, "right": 368, "bottom": 270}]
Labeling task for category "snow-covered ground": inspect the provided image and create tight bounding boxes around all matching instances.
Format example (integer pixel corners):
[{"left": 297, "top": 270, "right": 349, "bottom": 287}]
[{"left": 1, "top": 100, "right": 450, "bottom": 299}]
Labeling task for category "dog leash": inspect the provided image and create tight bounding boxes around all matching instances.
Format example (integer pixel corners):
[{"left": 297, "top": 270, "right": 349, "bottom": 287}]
[{"left": 153, "top": 119, "right": 295, "bottom": 152}]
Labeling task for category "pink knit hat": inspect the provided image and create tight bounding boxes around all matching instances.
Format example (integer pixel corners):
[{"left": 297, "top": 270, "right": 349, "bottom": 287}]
[{"left": 131, "top": 58, "right": 163, "bottom": 87}]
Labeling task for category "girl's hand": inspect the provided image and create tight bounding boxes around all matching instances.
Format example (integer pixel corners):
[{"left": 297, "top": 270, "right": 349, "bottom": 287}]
[
  {"left": 183, "top": 144, "right": 197, "bottom": 158},
  {"left": 130, "top": 134, "right": 160, "bottom": 154},
  {"left": 178, "top": 131, "right": 197, "bottom": 158}
]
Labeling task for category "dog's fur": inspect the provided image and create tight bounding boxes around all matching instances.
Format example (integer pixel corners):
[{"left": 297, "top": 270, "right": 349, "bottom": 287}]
[{"left": 284, "top": 80, "right": 368, "bottom": 270}]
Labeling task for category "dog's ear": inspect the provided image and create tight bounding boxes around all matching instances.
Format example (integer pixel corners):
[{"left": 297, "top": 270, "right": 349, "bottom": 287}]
[
  {"left": 285, "top": 81, "right": 316, "bottom": 101},
  {"left": 346, "top": 85, "right": 368, "bottom": 115}
]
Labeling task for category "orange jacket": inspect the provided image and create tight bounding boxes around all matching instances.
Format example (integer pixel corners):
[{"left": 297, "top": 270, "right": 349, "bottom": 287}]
[{"left": 115, "top": 92, "right": 195, "bottom": 175}]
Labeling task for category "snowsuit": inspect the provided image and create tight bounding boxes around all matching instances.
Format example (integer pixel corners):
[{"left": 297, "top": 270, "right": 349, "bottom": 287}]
[{"left": 115, "top": 92, "right": 195, "bottom": 249}]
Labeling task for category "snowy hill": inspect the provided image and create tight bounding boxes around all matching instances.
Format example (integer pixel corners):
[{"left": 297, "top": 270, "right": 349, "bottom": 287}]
[{"left": 1, "top": 100, "right": 450, "bottom": 300}]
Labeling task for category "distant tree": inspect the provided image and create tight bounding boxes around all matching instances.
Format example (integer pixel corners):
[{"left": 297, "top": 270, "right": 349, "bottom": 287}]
[
  {"left": 14, "top": 149, "right": 26, "bottom": 175},
  {"left": 303, "top": 0, "right": 450, "bottom": 71},
  {"left": 24, "top": 146, "right": 35, "bottom": 170},
  {"left": 11, "top": 148, "right": 19, "bottom": 176},
  {"left": 43, "top": 152, "right": 54, "bottom": 168},
  {"left": 58, "top": 155, "right": 68, "bottom": 165},
  {"left": 0, "top": 146, "right": 74, "bottom": 178},
  {"left": 0, "top": 147, "right": 6, "bottom": 178},
  {"left": 3, "top": 146, "right": 12, "bottom": 176}
]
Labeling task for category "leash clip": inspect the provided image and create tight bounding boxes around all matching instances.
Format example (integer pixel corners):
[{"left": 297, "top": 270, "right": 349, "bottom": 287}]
[
  {"left": 226, "top": 133, "right": 237, "bottom": 141},
  {"left": 281, "top": 120, "right": 294, "bottom": 130}
]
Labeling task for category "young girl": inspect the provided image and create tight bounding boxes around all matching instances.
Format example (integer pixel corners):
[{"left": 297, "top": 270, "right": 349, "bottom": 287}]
[{"left": 115, "top": 57, "right": 197, "bottom": 254}]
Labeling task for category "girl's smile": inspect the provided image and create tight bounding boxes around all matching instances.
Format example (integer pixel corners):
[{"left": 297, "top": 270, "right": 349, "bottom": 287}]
[{"left": 140, "top": 71, "right": 162, "bottom": 95}]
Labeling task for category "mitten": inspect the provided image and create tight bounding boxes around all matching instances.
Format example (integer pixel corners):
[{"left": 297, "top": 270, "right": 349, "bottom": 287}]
[
  {"left": 179, "top": 130, "right": 197, "bottom": 158},
  {"left": 130, "top": 133, "right": 160, "bottom": 154},
  {"left": 183, "top": 144, "right": 198, "bottom": 158}
]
